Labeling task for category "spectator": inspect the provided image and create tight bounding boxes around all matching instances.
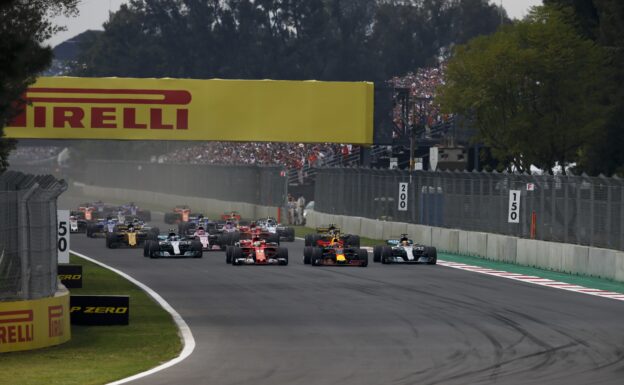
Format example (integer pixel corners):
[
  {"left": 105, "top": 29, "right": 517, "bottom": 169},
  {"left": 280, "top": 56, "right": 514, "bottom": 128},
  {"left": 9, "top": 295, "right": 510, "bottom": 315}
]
[
  {"left": 286, "top": 194, "right": 296, "bottom": 225},
  {"left": 296, "top": 195, "right": 306, "bottom": 225}
]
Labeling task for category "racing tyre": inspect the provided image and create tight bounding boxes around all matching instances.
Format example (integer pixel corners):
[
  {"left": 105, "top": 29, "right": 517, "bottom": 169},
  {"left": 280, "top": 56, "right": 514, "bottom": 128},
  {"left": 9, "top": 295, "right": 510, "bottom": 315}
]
[
  {"left": 220, "top": 233, "right": 230, "bottom": 248},
  {"left": 143, "top": 240, "right": 152, "bottom": 257},
  {"left": 381, "top": 246, "right": 393, "bottom": 264},
  {"left": 304, "top": 234, "right": 314, "bottom": 247},
  {"left": 229, "top": 232, "right": 240, "bottom": 246},
  {"left": 311, "top": 247, "right": 323, "bottom": 266},
  {"left": 426, "top": 246, "right": 438, "bottom": 265},
  {"left": 277, "top": 247, "right": 289, "bottom": 266},
  {"left": 105, "top": 233, "right": 117, "bottom": 249},
  {"left": 373, "top": 245, "right": 383, "bottom": 263},
  {"left": 285, "top": 227, "right": 295, "bottom": 242},
  {"left": 225, "top": 246, "right": 233, "bottom": 264},
  {"left": 303, "top": 246, "right": 313, "bottom": 264},
  {"left": 357, "top": 249, "right": 369, "bottom": 267},
  {"left": 231, "top": 247, "right": 242, "bottom": 265},
  {"left": 267, "top": 233, "right": 280, "bottom": 245},
  {"left": 191, "top": 240, "right": 203, "bottom": 258},
  {"left": 148, "top": 240, "right": 160, "bottom": 258},
  {"left": 86, "top": 223, "right": 94, "bottom": 238},
  {"left": 147, "top": 227, "right": 160, "bottom": 241},
  {"left": 347, "top": 235, "right": 360, "bottom": 248}
]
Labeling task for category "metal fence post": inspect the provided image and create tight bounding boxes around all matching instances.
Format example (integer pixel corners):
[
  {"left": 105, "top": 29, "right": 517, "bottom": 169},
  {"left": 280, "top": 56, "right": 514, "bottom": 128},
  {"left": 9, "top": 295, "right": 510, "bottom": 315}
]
[{"left": 17, "top": 183, "right": 38, "bottom": 300}]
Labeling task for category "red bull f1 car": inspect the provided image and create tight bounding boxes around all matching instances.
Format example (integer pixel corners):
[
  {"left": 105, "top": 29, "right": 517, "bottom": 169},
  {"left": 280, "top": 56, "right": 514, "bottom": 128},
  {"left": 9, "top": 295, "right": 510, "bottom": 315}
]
[{"left": 303, "top": 226, "right": 367, "bottom": 267}]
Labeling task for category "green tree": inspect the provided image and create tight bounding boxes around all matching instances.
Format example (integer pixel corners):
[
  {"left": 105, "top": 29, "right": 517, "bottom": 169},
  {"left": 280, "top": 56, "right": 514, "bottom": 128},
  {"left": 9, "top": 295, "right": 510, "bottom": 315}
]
[
  {"left": 438, "top": 6, "right": 611, "bottom": 174},
  {"left": 544, "top": 0, "right": 624, "bottom": 175},
  {"left": 0, "top": 0, "right": 78, "bottom": 172},
  {"left": 75, "top": 0, "right": 505, "bottom": 82}
]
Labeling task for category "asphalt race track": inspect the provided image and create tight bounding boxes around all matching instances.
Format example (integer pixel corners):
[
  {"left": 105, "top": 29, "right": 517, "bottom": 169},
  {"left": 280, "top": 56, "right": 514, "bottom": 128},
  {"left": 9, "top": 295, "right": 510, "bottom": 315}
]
[{"left": 65, "top": 211, "right": 624, "bottom": 385}]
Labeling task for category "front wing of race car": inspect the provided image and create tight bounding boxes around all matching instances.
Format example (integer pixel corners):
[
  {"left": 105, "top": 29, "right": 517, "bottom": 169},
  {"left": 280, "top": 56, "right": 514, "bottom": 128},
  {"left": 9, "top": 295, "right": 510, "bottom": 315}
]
[
  {"left": 380, "top": 245, "right": 437, "bottom": 264},
  {"left": 229, "top": 246, "right": 288, "bottom": 265},
  {"left": 310, "top": 248, "right": 368, "bottom": 267},
  {"left": 154, "top": 242, "right": 201, "bottom": 257}
]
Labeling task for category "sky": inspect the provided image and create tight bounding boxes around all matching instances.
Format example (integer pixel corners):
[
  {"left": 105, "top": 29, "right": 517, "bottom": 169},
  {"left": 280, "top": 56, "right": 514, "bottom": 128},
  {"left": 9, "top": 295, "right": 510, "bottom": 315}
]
[{"left": 47, "top": 0, "right": 545, "bottom": 47}]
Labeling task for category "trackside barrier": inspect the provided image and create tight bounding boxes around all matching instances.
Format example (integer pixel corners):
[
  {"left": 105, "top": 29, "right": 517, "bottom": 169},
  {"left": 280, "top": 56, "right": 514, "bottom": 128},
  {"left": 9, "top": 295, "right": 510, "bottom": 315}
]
[
  {"left": 81, "top": 185, "right": 279, "bottom": 221},
  {"left": 0, "top": 285, "right": 71, "bottom": 353},
  {"left": 306, "top": 210, "right": 624, "bottom": 282}
]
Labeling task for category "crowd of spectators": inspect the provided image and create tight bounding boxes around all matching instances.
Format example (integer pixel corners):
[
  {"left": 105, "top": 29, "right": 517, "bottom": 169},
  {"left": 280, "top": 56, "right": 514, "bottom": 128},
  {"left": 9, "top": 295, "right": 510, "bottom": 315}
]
[
  {"left": 159, "top": 142, "right": 357, "bottom": 171},
  {"left": 389, "top": 64, "right": 451, "bottom": 131}
]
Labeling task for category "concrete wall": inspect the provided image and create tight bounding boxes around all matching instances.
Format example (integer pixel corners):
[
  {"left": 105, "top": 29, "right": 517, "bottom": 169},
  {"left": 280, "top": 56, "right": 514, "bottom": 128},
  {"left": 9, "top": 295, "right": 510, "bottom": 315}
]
[
  {"left": 306, "top": 210, "right": 624, "bottom": 283},
  {"left": 78, "top": 184, "right": 624, "bottom": 283}
]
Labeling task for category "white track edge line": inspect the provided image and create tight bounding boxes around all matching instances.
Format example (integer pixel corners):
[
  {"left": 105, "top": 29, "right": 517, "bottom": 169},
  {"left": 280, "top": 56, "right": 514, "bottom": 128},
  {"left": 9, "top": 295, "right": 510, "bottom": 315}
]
[
  {"left": 70, "top": 250, "right": 196, "bottom": 385},
  {"left": 356, "top": 246, "right": 624, "bottom": 302}
]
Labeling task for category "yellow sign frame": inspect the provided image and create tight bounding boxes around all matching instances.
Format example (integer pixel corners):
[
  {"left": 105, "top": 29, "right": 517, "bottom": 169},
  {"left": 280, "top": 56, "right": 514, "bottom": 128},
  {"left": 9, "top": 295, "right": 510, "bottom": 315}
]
[
  {"left": 0, "top": 286, "right": 71, "bottom": 353},
  {"left": 5, "top": 77, "right": 374, "bottom": 144}
]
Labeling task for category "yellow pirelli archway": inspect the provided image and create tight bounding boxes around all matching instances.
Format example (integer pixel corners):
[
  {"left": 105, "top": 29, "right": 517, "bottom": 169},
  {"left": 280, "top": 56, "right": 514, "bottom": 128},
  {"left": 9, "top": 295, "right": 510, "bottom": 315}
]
[{"left": 5, "top": 77, "right": 374, "bottom": 144}]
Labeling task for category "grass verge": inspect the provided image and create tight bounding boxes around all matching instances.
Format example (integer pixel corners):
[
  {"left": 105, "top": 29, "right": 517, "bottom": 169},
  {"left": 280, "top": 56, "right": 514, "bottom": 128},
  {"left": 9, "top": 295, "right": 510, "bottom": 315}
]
[{"left": 1, "top": 253, "right": 182, "bottom": 385}]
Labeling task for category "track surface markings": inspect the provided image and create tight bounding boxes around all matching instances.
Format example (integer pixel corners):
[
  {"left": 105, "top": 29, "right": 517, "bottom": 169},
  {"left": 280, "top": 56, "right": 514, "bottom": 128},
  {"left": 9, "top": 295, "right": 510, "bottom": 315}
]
[{"left": 437, "top": 260, "right": 624, "bottom": 302}]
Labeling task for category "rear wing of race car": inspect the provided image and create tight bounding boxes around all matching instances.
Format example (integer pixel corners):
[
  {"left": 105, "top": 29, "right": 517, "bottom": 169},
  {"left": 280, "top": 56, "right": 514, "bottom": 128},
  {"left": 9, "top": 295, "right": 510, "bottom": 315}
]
[
  {"left": 386, "top": 234, "right": 414, "bottom": 245},
  {"left": 316, "top": 224, "right": 341, "bottom": 234},
  {"left": 221, "top": 212, "right": 242, "bottom": 221}
]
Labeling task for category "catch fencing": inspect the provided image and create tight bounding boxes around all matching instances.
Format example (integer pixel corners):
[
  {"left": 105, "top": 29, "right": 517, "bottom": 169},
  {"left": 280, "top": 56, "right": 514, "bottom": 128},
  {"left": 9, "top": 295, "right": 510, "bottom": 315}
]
[
  {"left": 84, "top": 160, "right": 286, "bottom": 207},
  {"left": 0, "top": 171, "right": 66, "bottom": 301},
  {"left": 315, "top": 168, "right": 624, "bottom": 251}
]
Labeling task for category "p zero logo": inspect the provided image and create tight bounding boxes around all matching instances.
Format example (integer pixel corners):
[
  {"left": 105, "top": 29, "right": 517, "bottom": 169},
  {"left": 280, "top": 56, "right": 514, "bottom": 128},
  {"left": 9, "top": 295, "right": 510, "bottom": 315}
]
[
  {"left": 9, "top": 88, "right": 192, "bottom": 130},
  {"left": 0, "top": 310, "right": 34, "bottom": 344},
  {"left": 48, "top": 306, "right": 64, "bottom": 338}
]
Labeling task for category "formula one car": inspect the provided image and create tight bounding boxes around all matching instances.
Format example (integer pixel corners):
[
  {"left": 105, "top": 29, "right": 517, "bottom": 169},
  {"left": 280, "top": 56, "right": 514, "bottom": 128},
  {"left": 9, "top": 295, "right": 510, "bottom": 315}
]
[
  {"left": 373, "top": 234, "right": 437, "bottom": 265},
  {"left": 164, "top": 205, "right": 198, "bottom": 224},
  {"left": 303, "top": 227, "right": 367, "bottom": 266},
  {"left": 256, "top": 217, "right": 295, "bottom": 242},
  {"left": 117, "top": 202, "right": 151, "bottom": 222},
  {"left": 69, "top": 213, "right": 87, "bottom": 233},
  {"left": 75, "top": 204, "right": 98, "bottom": 221},
  {"left": 105, "top": 222, "right": 149, "bottom": 249},
  {"left": 86, "top": 217, "right": 117, "bottom": 238},
  {"left": 143, "top": 230, "right": 203, "bottom": 258},
  {"left": 178, "top": 215, "right": 216, "bottom": 236},
  {"left": 225, "top": 232, "right": 288, "bottom": 266},
  {"left": 189, "top": 225, "right": 226, "bottom": 251}
]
